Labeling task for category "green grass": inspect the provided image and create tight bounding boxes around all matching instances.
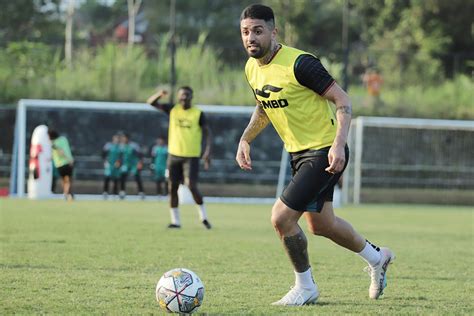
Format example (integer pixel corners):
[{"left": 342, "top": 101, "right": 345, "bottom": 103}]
[{"left": 1, "top": 199, "right": 473, "bottom": 315}]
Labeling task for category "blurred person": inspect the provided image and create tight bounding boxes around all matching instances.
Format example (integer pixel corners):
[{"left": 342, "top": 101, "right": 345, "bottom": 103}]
[
  {"left": 102, "top": 133, "right": 121, "bottom": 199},
  {"left": 151, "top": 136, "right": 169, "bottom": 196},
  {"left": 362, "top": 68, "right": 384, "bottom": 110},
  {"left": 146, "top": 86, "right": 212, "bottom": 229},
  {"left": 48, "top": 129, "right": 74, "bottom": 201},
  {"left": 362, "top": 68, "right": 383, "bottom": 97},
  {"left": 119, "top": 133, "right": 145, "bottom": 200},
  {"left": 236, "top": 4, "right": 394, "bottom": 306}
]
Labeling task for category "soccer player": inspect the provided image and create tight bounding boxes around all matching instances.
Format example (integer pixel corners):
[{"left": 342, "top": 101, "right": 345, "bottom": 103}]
[
  {"left": 151, "top": 136, "right": 169, "bottom": 196},
  {"left": 119, "top": 133, "right": 145, "bottom": 200},
  {"left": 146, "top": 87, "right": 212, "bottom": 229},
  {"left": 236, "top": 4, "right": 394, "bottom": 306},
  {"left": 48, "top": 129, "right": 74, "bottom": 201},
  {"left": 102, "top": 133, "right": 121, "bottom": 199}
]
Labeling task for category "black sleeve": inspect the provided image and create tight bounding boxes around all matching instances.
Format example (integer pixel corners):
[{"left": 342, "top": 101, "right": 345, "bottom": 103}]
[
  {"left": 199, "top": 112, "right": 207, "bottom": 127},
  {"left": 150, "top": 100, "right": 173, "bottom": 115},
  {"left": 294, "top": 54, "right": 335, "bottom": 96}
]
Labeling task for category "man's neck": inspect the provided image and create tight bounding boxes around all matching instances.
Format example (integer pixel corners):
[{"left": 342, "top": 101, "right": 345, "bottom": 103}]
[{"left": 257, "top": 42, "right": 281, "bottom": 66}]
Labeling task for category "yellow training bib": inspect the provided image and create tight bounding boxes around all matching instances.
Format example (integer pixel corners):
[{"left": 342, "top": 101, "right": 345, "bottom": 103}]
[
  {"left": 168, "top": 105, "right": 202, "bottom": 157},
  {"left": 245, "top": 45, "right": 336, "bottom": 153}
]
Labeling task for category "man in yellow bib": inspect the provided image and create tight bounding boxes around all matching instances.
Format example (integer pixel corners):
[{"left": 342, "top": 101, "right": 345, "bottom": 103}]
[
  {"left": 147, "top": 86, "right": 212, "bottom": 229},
  {"left": 236, "top": 4, "right": 394, "bottom": 306}
]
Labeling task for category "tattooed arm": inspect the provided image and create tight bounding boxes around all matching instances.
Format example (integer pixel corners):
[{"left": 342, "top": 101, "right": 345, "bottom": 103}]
[
  {"left": 323, "top": 82, "right": 352, "bottom": 173},
  {"left": 236, "top": 104, "right": 270, "bottom": 170}
]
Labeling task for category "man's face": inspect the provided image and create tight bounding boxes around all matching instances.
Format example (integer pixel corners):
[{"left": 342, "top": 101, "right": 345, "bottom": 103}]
[
  {"left": 177, "top": 89, "right": 193, "bottom": 106},
  {"left": 240, "top": 18, "right": 275, "bottom": 59},
  {"left": 120, "top": 135, "right": 128, "bottom": 144}
]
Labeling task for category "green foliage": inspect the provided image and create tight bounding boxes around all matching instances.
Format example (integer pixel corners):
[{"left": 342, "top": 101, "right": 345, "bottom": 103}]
[
  {"left": 0, "top": 0, "right": 63, "bottom": 43},
  {"left": 367, "top": 3, "right": 450, "bottom": 86},
  {"left": 0, "top": 41, "right": 60, "bottom": 101},
  {"left": 1, "top": 200, "right": 473, "bottom": 314},
  {"left": 174, "top": 34, "right": 252, "bottom": 105},
  {"left": 351, "top": 75, "right": 474, "bottom": 119},
  {"left": 0, "top": 38, "right": 254, "bottom": 105},
  {"left": 0, "top": 36, "right": 471, "bottom": 118},
  {"left": 0, "top": 0, "right": 471, "bottom": 117}
]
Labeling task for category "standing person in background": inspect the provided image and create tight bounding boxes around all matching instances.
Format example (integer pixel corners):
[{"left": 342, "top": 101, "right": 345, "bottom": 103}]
[
  {"left": 236, "top": 4, "right": 394, "bottom": 306},
  {"left": 362, "top": 68, "right": 384, "bottom": 110},
  {"left": 146, "top": 87, "right": 212, "bottom": 229},
  {"left": 151, "top": 136, "right": 168, "bottom": 196},
  {"left": 119, "top": 133, "right": 145, "bottom": 200},
  {"left": 48, "top": 129, "right": 74, "bottom": 201},
  {"left": 102, "top": 133, "right": 121, "bottom": 199}
]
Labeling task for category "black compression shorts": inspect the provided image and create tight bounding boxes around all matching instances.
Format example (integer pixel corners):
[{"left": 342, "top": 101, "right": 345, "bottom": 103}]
[
  {"left": 167, "top": 154, "right": 200, "bottom": 184},
  {"left": 57, "top": 164, "right": 74, "bottom": 178},
  {"left": 280, "top": 146, "right": 349, "bottom": 212}
]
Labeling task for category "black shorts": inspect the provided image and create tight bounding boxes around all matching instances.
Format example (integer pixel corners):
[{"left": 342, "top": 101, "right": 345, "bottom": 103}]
[
  {"left": 57, "top": 164, "right": 74, "bottom": 178},
  {"left": 167, "top": 154, "right": 200, "bottom": 184},
  {"left": 280, "top": 146, "right": 349, "bottom": 212}
]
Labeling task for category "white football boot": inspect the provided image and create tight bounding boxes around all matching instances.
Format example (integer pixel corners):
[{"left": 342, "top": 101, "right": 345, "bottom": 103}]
[
  {"left": 271, "top": 285, "right": 319, "bottom": 306},
  {"left": 364, "top": 247, "right": 395, "bottom": 299}
]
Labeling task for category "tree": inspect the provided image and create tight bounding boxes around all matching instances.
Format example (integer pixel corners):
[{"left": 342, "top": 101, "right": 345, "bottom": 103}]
[
  {"left": 64, "top": 0, "right": 75, "bottom": 67},
  {"left": 127, "top": 0, "right": 142, "bottom": 50},
  {"left": 0, "top": 0, "right": 63, "bottom": 44},
  {"left": 351, "top": 0, "right": 461, "bottom": 84}
]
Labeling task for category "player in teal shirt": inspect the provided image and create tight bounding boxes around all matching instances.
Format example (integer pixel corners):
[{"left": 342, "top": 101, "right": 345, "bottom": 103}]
[
  {"left": 102, "top": 133, "right": 121, "bottom": 199},
  {"left": 151, "top": 137, "right": 168, "bottom": 195},
  {"left": 48, "top": 129, "right": 74, "bottom": 201},
  {"left": 119, "top": 133, "right": 144, "bottom": 199}
]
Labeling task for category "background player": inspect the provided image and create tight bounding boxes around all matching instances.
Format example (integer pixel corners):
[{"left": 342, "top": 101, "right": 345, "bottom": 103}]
[
  {"left": 119, "top": 133, "right": 145, "bottom": 200},
  {"left": 150, "top": 136, "right": 168, "bottom": 196},
  {"left": 146, "top": 87, "right": 212, "bottom": 229},
  {"left": 102, "top": 133, "right": 121, "bottom": 199},
  {"left": 48, "top": 129, "right": 74, "bottom": 201}
]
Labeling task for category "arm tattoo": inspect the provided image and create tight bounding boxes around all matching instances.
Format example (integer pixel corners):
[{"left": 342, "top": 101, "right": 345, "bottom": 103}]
[
  {"left": 240, "top": 105, "right": 270, "bottom": 143},
  {"left": 334, "top": 102, "right": 352, "bottom": 145},
  {"left": 336, "top": 105, "right": 352, "bottom": 115}
]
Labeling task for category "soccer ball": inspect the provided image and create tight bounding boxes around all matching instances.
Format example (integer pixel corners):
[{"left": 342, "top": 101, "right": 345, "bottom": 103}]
[{"left": 156, "top": 268, "right": 204, "bottom": 314}]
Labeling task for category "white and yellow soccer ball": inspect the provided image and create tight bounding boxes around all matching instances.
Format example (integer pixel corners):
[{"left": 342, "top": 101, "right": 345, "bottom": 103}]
[{"left": 156, "top": 268, "right": 204, "bottom": 314}]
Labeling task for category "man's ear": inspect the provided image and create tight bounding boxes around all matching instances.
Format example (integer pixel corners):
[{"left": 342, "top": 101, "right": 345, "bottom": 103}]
[{"left": 271, "top": 27, "right": 278, "bottom": 40}]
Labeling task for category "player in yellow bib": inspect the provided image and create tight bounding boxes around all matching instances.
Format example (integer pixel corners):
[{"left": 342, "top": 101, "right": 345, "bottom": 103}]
[
  {"left": 147, "top": 86, "right": 212, "bottom": 229},
  {"left": 236, "top": 4, "right": 394, "bottom": 306}
]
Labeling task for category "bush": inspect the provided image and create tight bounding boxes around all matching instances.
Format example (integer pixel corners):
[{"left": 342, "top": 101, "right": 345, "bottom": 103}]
[
  {"left": 0, "top": 40, "right": 472, "bottom": 119},
  {"left": 350, "top": 75, "right": 473, "bottom": 119}
]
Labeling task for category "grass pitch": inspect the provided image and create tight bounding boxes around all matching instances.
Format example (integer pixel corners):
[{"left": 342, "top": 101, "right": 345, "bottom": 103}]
[{"left": 1, "top": 198, "right": 473, "bottom": 315}]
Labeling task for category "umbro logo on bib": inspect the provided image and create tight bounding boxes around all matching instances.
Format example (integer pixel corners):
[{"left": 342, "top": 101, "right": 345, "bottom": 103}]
[
  {"left": 255, "top": 85, "right": 288, "bottom": 109},
  {"left": 255, "top": 84, "right": 283, "bottom": 98}
]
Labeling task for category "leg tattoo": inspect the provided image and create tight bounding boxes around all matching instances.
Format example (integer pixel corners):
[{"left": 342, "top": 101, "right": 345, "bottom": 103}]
[{"left": 283, "top": 229, "right": 310, "bottom": 272}]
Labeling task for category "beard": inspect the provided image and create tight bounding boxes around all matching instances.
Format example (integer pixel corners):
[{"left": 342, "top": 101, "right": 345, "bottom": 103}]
[{"left": 246, "top": 43, "right": 270, "bottom": 59}]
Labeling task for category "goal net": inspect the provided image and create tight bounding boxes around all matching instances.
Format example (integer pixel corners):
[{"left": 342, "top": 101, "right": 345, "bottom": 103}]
[
  {"left": 342, "top": 117, "right": 474, "bottom": 205},
  {"left": 10, "top": 99, "right": 284, "bottom": 201},
  {"left": 11, "top": 100, "right": 474, "bottom": 205}
]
